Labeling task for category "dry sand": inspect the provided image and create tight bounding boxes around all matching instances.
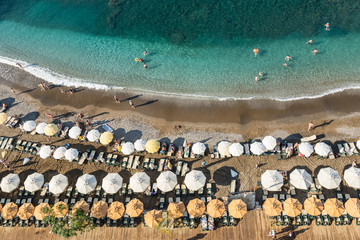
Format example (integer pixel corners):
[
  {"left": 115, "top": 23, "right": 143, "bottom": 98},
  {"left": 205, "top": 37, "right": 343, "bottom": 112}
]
[{"left": 1, "top": 63, "right": 360, "bottom": 239}]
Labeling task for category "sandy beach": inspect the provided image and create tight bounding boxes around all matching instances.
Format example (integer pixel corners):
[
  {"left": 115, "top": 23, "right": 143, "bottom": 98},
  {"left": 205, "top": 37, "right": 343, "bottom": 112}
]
[{"left": 1, "top": 63, "right": 360, "bottom": 239}]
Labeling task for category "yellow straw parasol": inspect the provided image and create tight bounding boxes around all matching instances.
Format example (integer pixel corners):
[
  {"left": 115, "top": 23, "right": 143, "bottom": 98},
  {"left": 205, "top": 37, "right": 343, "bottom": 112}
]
[
  {"left": 144, "top": 209, "right": 162, "bottom": 228},
  {"left": 53, "top": 201, "right": 68, "bottom": 218},
  {"left": 44, "top": 123, "right": 58, "bottom": 136},
  {"left": 107, "top": 201, "right": 125, "bottom": 220},
  {"left": 34, "top": 203, "right": 50, "bottom": 220},
  {"left": 206, "top": 199, "right": 225, "bottom": 218},
  {"left": 100, "top": 132, "right": 113, "bottom": 145},
  {"left": 187, "top": 198, "right": 205, "bottom": 217},
  {"left": 0, "top": 112, "right": 8, "bottom": 124},
  {"left": 72, "top": 200, "right": 90, "bottom": 215},
  {"left": 228, "top": 199, "right": 247, "bottom": 219},
  {"left": 126, "top": 198, "right": 144, "bottom": 217},
  {"left": 167, "top": 202, "right": 186, "bottom": 219},
  {"left": 304, "top": 196, "right": 323, "bottom": 216},
  {"left": 91, "top": 201, "right": 108, "bottom": 218},
  {"left": 263, "top": 198, "right": 282, "bottom": 216},
  {"left": 145, "top": 139, "right": 160, "bottom": 153},
  {"left": 18, "top": 203, "right": 35, "bottom": 220},
  {"left": 345, "top": 198, "right": 360, "bottom": 218},
  {"left": 283, "top": 198, "right": 302, "bottom": 217},
  {"left": 2, "top": 202, "right": 18, "bottom": 220},
  {"left": 324, "top": 198, "right": 345, "bottom": 217}
]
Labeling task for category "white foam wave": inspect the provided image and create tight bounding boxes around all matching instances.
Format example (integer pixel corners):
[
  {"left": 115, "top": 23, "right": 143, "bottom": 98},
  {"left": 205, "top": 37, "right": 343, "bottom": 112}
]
[{"left": 0, "top": 55, "right": 358, "bottom": 102}]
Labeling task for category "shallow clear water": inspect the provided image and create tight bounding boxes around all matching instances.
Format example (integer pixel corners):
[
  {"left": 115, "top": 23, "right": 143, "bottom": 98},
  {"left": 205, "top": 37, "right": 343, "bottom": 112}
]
[{"left": 0, "top": 0, "right": 360, "bottom": 100}]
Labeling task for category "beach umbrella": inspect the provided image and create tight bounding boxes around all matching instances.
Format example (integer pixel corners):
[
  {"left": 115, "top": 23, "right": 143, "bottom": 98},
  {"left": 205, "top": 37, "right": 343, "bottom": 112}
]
[
  {"left": 290, "top": 169, "right": 313, "bottom": 190},
  {"left": 263, "top": 198, "right": 282, "bottom": 216},
  {"left": 49, "top": 174, "right": 68, "bottom": 195},
  {"left": 156, "top": 171, "right": 177, "bottom": 192},
  {"left": 167, "top": 202, "right": 186, "bottom": 219},
  {"left": 53, "top": 201, "right": 68, "bottom": 218},
  {"left": 102, "top": 173, "right": 123, "bottom": 194},
  {"left": 34, "top": 203, "right": 50, "bottom": 220},
  {"left": 262, "top": 136, "right": 277, "bottom": 150},
  {"left": 228, "top": 199, "right": 247, "bottom": 219},
  {"left": 36, "top": 122, "right": 47, "bottom": 134},
  {"left": 218, "top": 141, "right": 231, "bottom": 156},
  {"left": 283, "top": 198, "right": 302, "bottom": 217},
  {"left": 261, "top": 170, "right": 283, "bottom": 191},
  {"left": 357, "top": 140, "right": 360, "bottom": 150},
  {"left": 18, "top": 203, "right": 35, "bottom": 220},
  {"left": 23, "top": 157, "right": 31, "bottom": 165},
  {"left": 0, "top": 112, "right": 8, "bottom": 124},
  {"left": 144, "top": 209, "right": 162, "bottom": 228},
  {"left": 184, "top": 170, "right": 206, "bottom": 191},
  {"left": 145, "top": 139, "right": 160, "bottom": 153},
  {"left": 53, "top": 147, "right": 67, "bottom": 160},
  {"left": 2, "top": 202, "right": 18, "bottom": 220},
  {"left": 69, "top": 126, "right": 82, "bottom": 139},
  {"left": 314, "top": 142, "right": 331, "bottom": 157},
  {"left": 72, "top": 200, "right": 90, "bottom": 215},
  {"left": 23, "top": 120, "right": 36, "bottom": 132},
  {"left": 324, "top": 198, "right": 344, "bottom": 217},
  {"left": 345, "top": 198, "right": 360, "bottom": 218},
  {"left": 44, "top": 123, "right": 58, "bottom": 136},
  {"left": 121, "top": 142, "right": 135, "bottom": 155},
  {"left": 344, "top": 167, "right": 360, "bottom": 189},
  {"left": 129, "top": 172, "right": 150, "bottom": 193},
  {"left": 298, "top": 142, "right": 314, "bottom": 157},
  {"left": 134, "top": 139, "right": 147, "bottom": 152},
  {"left": 39, "top": 145, "right": 52, "bottom": 159},
  {"left": 100, "top": 131, "right": 113, "bottom": 145},
  {"left": 64, "top": 148, "right": 79, "bottom": 161},
  {"left": 91, "top": 201, "right": 108, "bottom": 219},
  {"left": 107, "top": 201, "right": 125, "bottom": 220},
  {"left": 126, "top": 198, "right": 144, "bottom": 217},
  {"left": 304, "top": 196, "right": 323, "bottom": 216},
  {"left": 24, "top": 172, "right": 44, "bottom": 192},
  {"left": 87, "top": 129, "right": 100, "bottom": 142},
  {"left": 317, "top": 167, "right": 341, "bottom": 189},
  {"left": 229, "top": 142, "right": 244, "bottom": 156},
  {"left": 187, "top": 198, "right": 205, "bottom": 217},
  {"left": 76, "top": 174, "right": 97, "bottom": 194},
  {"left": 192, "top": 142, "right": 206, "bottom": 155},
  {"left": 207, "top": 199, "right": 225, "bottom": 218},
  {"left": 250, "top": 141, "right": 266, "bottom": 155},
  {"left": 1, "top": 173, "right": 20, "bottom": 193}
]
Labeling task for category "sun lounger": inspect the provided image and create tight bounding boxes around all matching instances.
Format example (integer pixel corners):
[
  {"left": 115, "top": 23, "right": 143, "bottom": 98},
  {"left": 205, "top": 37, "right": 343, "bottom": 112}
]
[
  {"left": 5, "top": 138, "right": 14, "bottom": 150},
  {"left": 189, "top": 188, "right": 195, "bottom": 196},
  {"left": 60, "top": 126, "right": 69, "bottom": 138},
  {"left": 176, "top": 146, "right": 183, "bottom": 159},
  {"left": 0, "top": 137, "right": 5, "bottom": 147},
  {"left": 158, "top": 158, "right": 165, "bottom": 172},
  {"left": 105, "top": 154, "right": 113, "bottom": 166},
  {"left": 159, "top": 197, "right": 165, "bottom": 209},
  {"left": 142, "top": 157, "right": 149, "bottom": 170},
  {"left": 120, "top": 157, "right": 128, "bottom": 169},
  {"left": 183, "top": 146, "right": 190, "bottom": 158},
  {"left": 343, "top": 143, "right": 352, "bottom": 156},
  {"left": 0, "top": 138, "right": 9, "bottom": 149},
  {"left": 230, "top": 179, "right": 236, "bottom": 194},
  {"left": 244, "top": 143, "right": 250, "bottom": 155},
  {"left": 111, "top": 155, "right": 118, "bottom": 166},
  {"left": 175, "top": 184, "right": 181, "bottom": 197},
  {"left": 131, "top": 155, "right": 139, "bottom": 168},
  {"left": 189, "top": 215, "right": 196, "bottom": 229},
  {"left": 337, "top": 143, "right": 346, "bottom": 157},
  {"left": 345, "top": 194, "right": 351, "bottom": 201},
  {"left": 175, "top": 161, "right": 183, "bottom": 175},
  {"left": 201, "top": 215, "right": 208, "bottom": 231},
  {"left": 301, "top": 135, "right": 316, "bottom": 142},
  {"left": 349, "top": 142, "right": 358, "bottom": 155},
  {"left": 181, "top": 184, "right": 187, "bottom": 197},
  {"left": 182, "top": 210, "right": 189, "bottom": 227},
  {"left": 181, "top": 162, "right": 189, "bottom": 177},
  {"left": 120, "top": 183, "right": 127, "bottom": 196},
  {"left": 96, "top": 152, "right": 104, "bottom": 163},
  {"left": 318, "top": 194, "right": 325, "bottom": 203},
  {"left": 343, "top": 212, "right": 350, "bottom": 225},
  {"left": 337, "top": 193, "right": 344, "bottom": 203},
  {"left": 289, "top": 184, "right": 296, "bottom": 196},
  {"left": 127, "top": 155, "right": 134, "bottom": 169},
  {"left": 78, "top": 152, "right": 88, "bottom": 165},
  {"left": 87, "top": 150, "right": 96, "bottom": 162},
  {"left": 198, "top": 186, "right": 204, "bottom": 196},
  {"left": 222, "top": 210, "right": 229, "bottom": 226},
  {"left": 206, "top": 183, "right": 212, "bottom": 197},
  {"left": 149, "top": 158, "right": 157, "bottom": 170},
  {"left": 167, "top": 144, "right": 173, "bottom": 157},
  {"left": 314, "top": 177, "right": 321, "bottom": 190}
]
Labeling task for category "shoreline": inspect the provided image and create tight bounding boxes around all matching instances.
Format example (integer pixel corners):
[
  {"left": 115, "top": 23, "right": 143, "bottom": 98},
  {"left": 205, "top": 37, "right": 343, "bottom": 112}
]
[{"left": 1, "top": 62, "right": 360, "bottom": 146}]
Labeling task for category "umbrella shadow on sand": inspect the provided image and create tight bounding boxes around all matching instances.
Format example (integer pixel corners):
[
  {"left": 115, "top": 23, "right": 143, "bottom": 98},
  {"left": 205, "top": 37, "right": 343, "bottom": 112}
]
[
  {"left": 90, "top": 170, "right": 108, "bottom": 183},
  {"left": 213, "top": 166, "right": 238, "bottom": 186},
  {"left": 64, "top": 169, "right": 83, "bottom": 186},
  {"left": 193, "top": 167, "right": 211, "bottom": 182},
  {"left": 19, "top": 169, "right": 37, "bottom": 182},
  {"left": 42, "top": 170, "right": 59, "bottom": 182},
  {"left": 0, "top": 170, "right": 14, "bottom": 179}
]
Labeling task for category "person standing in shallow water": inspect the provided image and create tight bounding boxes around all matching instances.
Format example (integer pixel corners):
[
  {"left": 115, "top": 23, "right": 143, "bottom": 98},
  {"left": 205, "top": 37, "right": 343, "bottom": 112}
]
[{"left": 129, "top": 100, "right": 136, "bottom": 109}]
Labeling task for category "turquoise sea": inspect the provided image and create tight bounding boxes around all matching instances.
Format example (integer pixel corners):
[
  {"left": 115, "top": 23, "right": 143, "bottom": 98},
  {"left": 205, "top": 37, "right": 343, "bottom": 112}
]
[{"left": 0, "top": 0, "right": 360, "bottom": 100}]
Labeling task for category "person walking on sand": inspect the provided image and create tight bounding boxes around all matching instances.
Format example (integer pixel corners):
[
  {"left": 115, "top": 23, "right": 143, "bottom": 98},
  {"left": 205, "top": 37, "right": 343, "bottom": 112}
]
[
  {"left": 306, "top": 39, "right": 313, "bottom": 45},
  {"left": 60, "top": 88, "right": 66, "bottom": 94},
  {"left": 11, "top": 88, "right": 16, "bottom": 95},
  {"left": 201, "top": 159, "right": 206, "bottom": 167},
  {"left": 313, "top": 48, "right": 319, "bottom": 55},
  {"left": 69, "top": 88, "right": 75, "bottom": 95},
  {"left": 46, "top": 113, "right": 54, "bottom": 121},
  {"left": 308, "top": 121, "right": 315, "bottom": 131},
  {"left": 129, "top": 100, "right": 136, "bottom": 109},
  {"left": 285, "top": 55, "right": 292, "bottom": 61},
  {"left": 352, "top": 161, "right": 357, "bottom": 167},
  {"left": 114, "top": 95, "right": 120, "bottom": 103},
  {"left": 77, "top": 112, "right": 84, "bottom": 120}
]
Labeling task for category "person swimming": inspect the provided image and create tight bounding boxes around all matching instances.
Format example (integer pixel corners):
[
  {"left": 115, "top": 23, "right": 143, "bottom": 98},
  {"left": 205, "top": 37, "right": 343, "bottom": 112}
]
[
  {"left": 143, "top": 50, "right": 148, "bottom": 56},
  {"left": 285, "top": 55, "right": 292, "bottom": 61},
  {"left": 253, "top": 48, "right": 259, "bottom": 57},
  {"left": 313, "top": 48, "right": 319, "bottom": 55},
  {"left": 324, "top": 23, "right": 330, "bottom": 31},
  {"left": 306, "top": 39, "right": 313, "bottom": 45}
]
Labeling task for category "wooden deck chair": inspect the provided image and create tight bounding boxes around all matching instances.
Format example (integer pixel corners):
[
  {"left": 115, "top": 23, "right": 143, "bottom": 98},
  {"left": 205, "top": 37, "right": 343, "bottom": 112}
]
[
  {"left": 230, "top": 179, "right": 236, "bottom": 195},
  {"left": 121, "top": 157, "right": 128, "bottom": 169},
  {"left": 175, "top": 161, "right": 183, "bottom": 175},
  {"left": 127, "top": 155, "right": 134, "bottom": 169},
  {"left": 142, "top": 158, "right": 149, "bottom": 170},
  {"left": 158, "top": 158, "right": 165, "bottom": 172},
  {"left": 181, "top": 162, "right": 189, "bottom": 177},
  {"left": 132, "top": 156, "right": 140, "bottom": 169},
  {"left": 149, "top": 159, "right": 155, "bottom": 170}
]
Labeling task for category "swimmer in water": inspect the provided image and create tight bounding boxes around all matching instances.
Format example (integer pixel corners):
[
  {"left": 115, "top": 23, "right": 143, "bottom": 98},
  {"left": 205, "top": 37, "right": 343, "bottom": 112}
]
[
  {"left": 139, "top": 58, "right": 143, "bottom": 63},
  {"left": 253, "top": 48, "right": 259, "bottom": 57},
  {"left": 255, "top": 76, "right": 259, "bottom": 82},
  {"left": 259, "top": 72, "right": 263, "bottom": 78},
  {"left": 144, "top": 63, "right": 148, "bottom": 68},
  {"left": 143, "top": 50, "right": 148, "bottom": 56},
  {"left": 324, "top": 23, "right": 330, "bottom": 31},
  {"left": 306, "top": 39, "right": 313, "bottom": 45},
  {"left": 313, "top": 48, "right": 319, "bottom": 55},
  {"left": 283, "top": 63, "right": 288, "bottom": 67},
  {"left": 285, "top": 55, "right": 292, "bottom": 61}
]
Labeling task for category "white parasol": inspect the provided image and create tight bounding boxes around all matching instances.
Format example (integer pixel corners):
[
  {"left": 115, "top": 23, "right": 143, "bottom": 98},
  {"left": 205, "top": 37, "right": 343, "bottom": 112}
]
[
  {"left": 121, "top": 142, "right": 135, "bottom": 155},
  {"left": 1, "top": 173, "right": 20, "bottom": 193},
  {"left": 184, "top": 170, "right": 206, "bottom": 191},
  {"left": 262, "top": 136, "right": 277, "bottom": 150},
  {"left": 36, "top": 122, "right": 47, "bottom": 134},
  {"left": 129, "top": 172, "right": 150, "bottom": 193},
  {"left": 314, "top": 142, "right": 331, "bottom": 157},
  {"left": 134, "top": 139, "right": 147, "bottom": 152},
  {"left": 344, "top": 167, "right": 360, "bottom": 189},
  {"left": 261, "top": 170, "right": 283, "bottom": 191},
  {"left": 156, "top": 171, "right": 178, "bottom": 192},
  {"left": 24, "top": 172, "right": 44, "bottom": 192},
  {"left": 39, "top": 145, "right": 52, "bottom": 159},
  {"left": 76, "top": 174, "right": 97, "bottom": 194},
  {"left": 192, "top": 142, "right": 206, "bottom": 155},
  {"left": 290, "top": 169, "right": 313, "bottom": 190},
  {"left": 64, "top": 148, "right": 79, "bottom": 161},
  {"left": 87, "top": 129, "right": 100, "bottom": 142},
  {"left": 218, "top": 141, "right": 231, "bottom": 156},
  {"left": 250, "top": 141, "right": 266, "bottom": 155},
  {"left": 298, "top": 142, "right": 314, "bottom": 157},
  {"left": 69, "top": 126, "right": 82, "bottom": 139},
  {"left": 53, "top": 147, "right": 67, "bottom": 160},
  {"left": 49, "top": 174, "right": 68, "bottom": 195},
  {"left": 102, "top": 173, "right": 123, "bottom": 194},
  {"left": 317, "top": 167, "right": 341, "bottom": 189},
  {"left": 23, "top": 120, "right": 36, "bottom": 132},
  {"left": 229, "top": 143, "right": 244, "bottom": 156}
]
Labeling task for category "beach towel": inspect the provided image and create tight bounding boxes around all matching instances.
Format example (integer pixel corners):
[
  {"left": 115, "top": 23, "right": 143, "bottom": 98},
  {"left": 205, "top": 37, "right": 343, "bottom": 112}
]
[{"left": 102, "top": 124, "right": 114, "bottom": 133}]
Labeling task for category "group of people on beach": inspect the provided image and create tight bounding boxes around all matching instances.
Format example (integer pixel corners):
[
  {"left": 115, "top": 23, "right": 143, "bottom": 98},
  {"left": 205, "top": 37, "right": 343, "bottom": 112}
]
[
  {"left": 114, "top": 95, "right": 136, "bottom": 109},
  {"left": 135, "top": 50, "right": 149, "bottom": 69},
  {"left": 253, "top": 23, "right": 330, "bottom": 82}
]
